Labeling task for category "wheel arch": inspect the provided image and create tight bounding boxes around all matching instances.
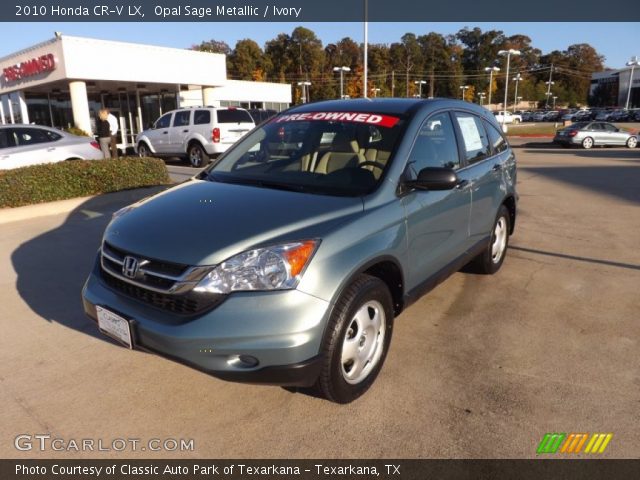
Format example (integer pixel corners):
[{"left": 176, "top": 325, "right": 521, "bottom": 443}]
[
  {"left": 502, "top": 194, "right": 517, "bottom": 235},
  {"left": 337, "top": 256, "right": 406, "bottom": 317}
]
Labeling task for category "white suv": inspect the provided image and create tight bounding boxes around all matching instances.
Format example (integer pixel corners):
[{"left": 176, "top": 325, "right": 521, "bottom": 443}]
[{"left": 136, "top": 107, "right": 255, "bottom": 167}]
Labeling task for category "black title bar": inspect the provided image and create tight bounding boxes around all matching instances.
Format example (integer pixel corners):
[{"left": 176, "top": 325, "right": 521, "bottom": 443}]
[
  {"left": 3, "top": 459, "right": 640, "bottom": 480},
  {"left": 3, "top": 0, "right": 640, "bottom": 22}
]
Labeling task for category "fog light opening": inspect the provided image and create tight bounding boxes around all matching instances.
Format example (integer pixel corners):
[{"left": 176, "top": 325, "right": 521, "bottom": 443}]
[{"left": 227, "top": 355, "right": 259, "bottom": 369}]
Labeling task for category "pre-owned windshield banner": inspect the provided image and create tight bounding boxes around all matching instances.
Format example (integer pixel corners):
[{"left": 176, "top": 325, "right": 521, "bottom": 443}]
[{"left": 274, "top": 112, "right": 400, "bottom": 128}]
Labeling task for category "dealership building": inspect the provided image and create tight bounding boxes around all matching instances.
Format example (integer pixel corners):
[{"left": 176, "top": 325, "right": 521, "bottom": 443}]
[
  {"left": 590, "top": 62, "right": 640, "bottom": 107},
  {"left": 0, "top": 35, "right": 291, "bottom": 147}
]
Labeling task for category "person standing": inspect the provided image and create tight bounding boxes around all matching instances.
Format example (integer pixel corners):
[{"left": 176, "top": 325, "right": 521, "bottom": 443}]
[
  {"left": 97, "top": 109, "right": 112, "bottom": 159},
  {"left": 107, "top": 110, "right": 119, "bottom": 159}
]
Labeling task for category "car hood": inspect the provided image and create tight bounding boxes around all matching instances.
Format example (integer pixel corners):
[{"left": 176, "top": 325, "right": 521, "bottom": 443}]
[{"left": 104, "top": 179, "right": 364, "bottom": 266}]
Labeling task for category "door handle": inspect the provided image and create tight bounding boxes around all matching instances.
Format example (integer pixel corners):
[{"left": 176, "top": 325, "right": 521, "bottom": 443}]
[
  {"left": 456, "top": 179, "right": 470, "bottom": 189},
  {"left": 492, "top": 163, "right": 503, "bottom": 172},
  {"left": 47, "top": 147, "right": 56, "bottom": 152},
  {"left": 182, "top": 129, "right": 189, "bottom": 133},
  {"left": 0, "top": 155, "right": 8, "bottom": 159},
  {"left": 162, "top": 131, "right": 169, "bottom": 135}
]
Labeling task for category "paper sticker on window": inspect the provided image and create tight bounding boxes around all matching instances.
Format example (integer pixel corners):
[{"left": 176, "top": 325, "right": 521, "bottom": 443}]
[
  {"left": 273, "top": 112, "right": 400, "bottom": 128},
  {"left": 457, "top": 116, "right": 483, "bottom": 152}
]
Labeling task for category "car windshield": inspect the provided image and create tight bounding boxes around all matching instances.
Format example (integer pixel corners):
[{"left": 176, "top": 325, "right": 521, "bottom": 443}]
[{"left": 204, "top": 112, "right": 405, "bottom": 196}]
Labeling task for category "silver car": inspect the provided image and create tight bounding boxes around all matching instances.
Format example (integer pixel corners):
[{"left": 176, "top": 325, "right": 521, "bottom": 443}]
[
  {"left": 83, "top": 98, "right": 518, "bottom": 403},
  {"left": 553, "top": 121, "right": 638, "bottom": 149},
  {"left": 0, "top": 124, "right": 103, "bottom": 170}
]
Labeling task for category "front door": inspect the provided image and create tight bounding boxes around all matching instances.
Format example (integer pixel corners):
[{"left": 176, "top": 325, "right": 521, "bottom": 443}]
[
  {"left": 147, "top": 112, "right": 173, "bottom": 154},
  {"left": 403, "top": 111, "right": 471, "bottom": 290}
]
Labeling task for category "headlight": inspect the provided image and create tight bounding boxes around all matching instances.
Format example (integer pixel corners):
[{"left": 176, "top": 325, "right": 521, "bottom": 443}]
[{"left": 194, "top": 240, "right": 319, "bottom": 294}]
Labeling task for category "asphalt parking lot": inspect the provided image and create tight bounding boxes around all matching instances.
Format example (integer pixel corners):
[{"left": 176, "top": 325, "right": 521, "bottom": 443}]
[{"left": 1, "top": 139, "right": 638, "bottom": 459}]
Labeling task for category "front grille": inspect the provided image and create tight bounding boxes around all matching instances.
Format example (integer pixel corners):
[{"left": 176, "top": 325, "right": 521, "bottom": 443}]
[
  {"left": 101, "top": 269, "right": 224, "bottom": 316},
  {"left": 103, "top": 242, "right": 188, "bottom": 277}
]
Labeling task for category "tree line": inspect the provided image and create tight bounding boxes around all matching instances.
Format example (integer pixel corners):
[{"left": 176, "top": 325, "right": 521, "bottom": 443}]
[{"left": 193, "top": 26, "right": 607, "bottom": 108}]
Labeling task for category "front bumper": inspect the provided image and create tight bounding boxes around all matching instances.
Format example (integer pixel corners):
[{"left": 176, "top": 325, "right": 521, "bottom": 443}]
[{"left": 82, "top": 258, "right": 330, "bottom": 386}]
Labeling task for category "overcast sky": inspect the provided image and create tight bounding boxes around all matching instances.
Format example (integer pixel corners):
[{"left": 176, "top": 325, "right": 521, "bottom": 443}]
[{"left": 1, "top": 22, "right": 638, "bottom": 68}]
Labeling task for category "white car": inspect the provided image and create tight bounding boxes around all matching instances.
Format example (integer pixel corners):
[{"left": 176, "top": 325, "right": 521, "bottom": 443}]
[
  {"left": 493, "top": 111, "right": 522, "bottom": 124},
  {"left": 0, "top": 125, "right": 103, "bottom": 170},
  {"left": 136, "top": 106, "right": 255, "bottom": 167}
]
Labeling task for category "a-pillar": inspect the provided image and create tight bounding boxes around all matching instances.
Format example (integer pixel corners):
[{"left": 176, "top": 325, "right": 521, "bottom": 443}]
[
  {"left": 69, "top": 80, "right": 92, "bottom": 134},
  {"left": 202, "top": 87, "right": 216, "bottom": 107}
]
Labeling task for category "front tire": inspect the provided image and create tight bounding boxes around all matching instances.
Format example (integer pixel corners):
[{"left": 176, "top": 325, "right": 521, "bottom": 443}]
[
  {"left": 137, "top": 143, "right": 150, "bottom": 157},
  {"left": 316, "top": 275, "right": 394, "bottom": 404},
  {"left": 626, "top": 137, "right": 637, "bottom": 149},
  {"left": 582, "top": 137, "right": 594, "bottom": 149},
  {"left": 188, "top": 143, "right": 209, "bottom": 168}
]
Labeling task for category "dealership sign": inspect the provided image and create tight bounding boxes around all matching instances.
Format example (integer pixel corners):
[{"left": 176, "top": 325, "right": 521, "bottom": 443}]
[{"left": 2, "top": 54, "right": 56, "bottom": 83}]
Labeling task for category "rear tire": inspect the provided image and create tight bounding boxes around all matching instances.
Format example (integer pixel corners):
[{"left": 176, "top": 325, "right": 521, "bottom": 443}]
[
  {"left": 626, "top": 137, "right": 637, "bottom": 149},
  {"left": 468, "top": 205, "right": 510, "bottom": 275},
  {"left": 582, "top": 137, "right": 594, "bottom": 149},
  {"left": 315, "top": 275, "right": 394, "bottom": 404},
  {"left": 188, "top": 143, "right": 209, "bottom": 168}
]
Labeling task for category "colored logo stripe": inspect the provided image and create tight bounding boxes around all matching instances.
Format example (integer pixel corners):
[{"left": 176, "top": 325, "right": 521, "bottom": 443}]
[
  {"left": 584, "top": 433, "right": 613, "bottom": 454},
  {"left": 537, "top": 433, "right": 566, "bottom": 454},
  {"left": 538, "top": 433, "right": 613, "bottom": 454}
]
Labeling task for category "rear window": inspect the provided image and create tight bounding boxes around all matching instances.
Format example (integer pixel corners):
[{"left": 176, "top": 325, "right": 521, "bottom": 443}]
[
  {"left": 13, "top": 128, "right": 56, "bottom": 146},
  {"left": 194, "top": 110, "right": 210, "bottom": 125},
  {"left": 217, "top": 109, "right": 254, "bottom": 124}
]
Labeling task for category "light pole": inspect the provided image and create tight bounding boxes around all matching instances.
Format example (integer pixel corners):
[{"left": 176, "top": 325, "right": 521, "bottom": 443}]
[
  {"left": 478, "top": 92, "right": 486, "bottom": 106},
  {"left": 625, "top": 57, "right": 640, "bottom": 110},
  {"left": 459, "top": 85, "right": 470, "bottom": 100},
  {"left": 414, "top": 80, "right": 427, "bottom": 98},
  {"left": 498, "top": 49, "right": 521, "bottom": 128},
  {"left": 544, "top": 80, "right": 555, "bottom": 109},
  {"left": 333, "top": 66, "right": 351, "bottom": 99},
  {"left": 512, "top": 73, "right": 522, "bottom": 112},
  {"left": 484, "top": 66, "right": 500, "bottom": 107},
  {"left": 297, "top": 81, "right": 311, "bottom": 103},
  {"left": 552, "top": 96, "right": 557, "bottom": 110}
]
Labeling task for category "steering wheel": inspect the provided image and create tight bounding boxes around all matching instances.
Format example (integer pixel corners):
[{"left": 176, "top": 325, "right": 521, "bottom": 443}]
[{"left": 358, "top": 160, "right": 386, "bottom": 172}]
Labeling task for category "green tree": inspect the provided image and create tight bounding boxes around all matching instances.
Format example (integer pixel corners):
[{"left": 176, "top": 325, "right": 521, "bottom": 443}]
[{"left": 228, "top": 39, "right": 271, "bottom": 81}]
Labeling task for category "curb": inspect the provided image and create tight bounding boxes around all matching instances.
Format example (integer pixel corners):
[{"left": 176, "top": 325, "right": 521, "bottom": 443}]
[
  {"left": 0, "top": 186, "right": 166, "bottom": 226},
  {"left": 0, "top": 195, "right": 96, "bottom": 226}
]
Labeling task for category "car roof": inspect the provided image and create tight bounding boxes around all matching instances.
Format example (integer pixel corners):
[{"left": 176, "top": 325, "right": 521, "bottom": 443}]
[{"left": 286, "top": 98, "right": 489, "bottom": 118}]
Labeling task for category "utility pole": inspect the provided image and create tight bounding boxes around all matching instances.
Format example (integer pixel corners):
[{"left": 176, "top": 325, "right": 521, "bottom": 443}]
[
  {"left": 391, "top": 70, "right": 395, "bottom": 97},
  {"left": 545, "top": 64, "right": 554, "bottom": 109}
]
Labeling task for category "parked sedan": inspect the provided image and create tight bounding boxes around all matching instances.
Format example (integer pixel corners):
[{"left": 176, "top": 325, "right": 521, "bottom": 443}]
[
  {"left": 0, "top": 124, "right": 102, "bottom": 170},
  {"left": 553, "top": 121, "right": 638, "bottom": 149}
]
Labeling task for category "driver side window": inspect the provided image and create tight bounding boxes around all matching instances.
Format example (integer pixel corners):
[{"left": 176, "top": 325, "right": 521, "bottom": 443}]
[{"left": 406, "top": 112, "right": 460, "bottom": 179}]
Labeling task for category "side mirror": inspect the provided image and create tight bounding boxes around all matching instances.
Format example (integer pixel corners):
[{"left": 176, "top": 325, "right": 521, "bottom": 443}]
[{"left": 405, "top": 167, "right": 459, "bottom": 191}]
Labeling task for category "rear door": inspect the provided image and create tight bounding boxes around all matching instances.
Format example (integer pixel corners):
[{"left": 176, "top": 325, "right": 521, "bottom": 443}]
[
  {"left": 452, "top": 112, "right": 505, "bottom": 250},
  {"left": 215, "top": 108, "right": 255, "bottom": 147},
  {"left": 168, "top": 110, "right": 192, "bottom": 154},
  {"left": 403, "top": 111, "right": 471, "bottom": 288}
]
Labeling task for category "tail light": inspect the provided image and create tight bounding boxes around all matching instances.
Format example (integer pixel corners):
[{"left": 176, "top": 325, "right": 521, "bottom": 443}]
[
  {"left": 212, "top": 127, "right": 220, "bottom": 143},
  {"left": 568, "top": 130, "right": 578, "bottom": 137},
  {"left": 90, "top": 141, "right": 100, "bottom": 150}
]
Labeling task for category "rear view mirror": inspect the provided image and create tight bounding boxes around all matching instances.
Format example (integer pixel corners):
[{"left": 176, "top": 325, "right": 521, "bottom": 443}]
[{"left": 405, "top": 167, "right": 459, "bottom": 191}]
